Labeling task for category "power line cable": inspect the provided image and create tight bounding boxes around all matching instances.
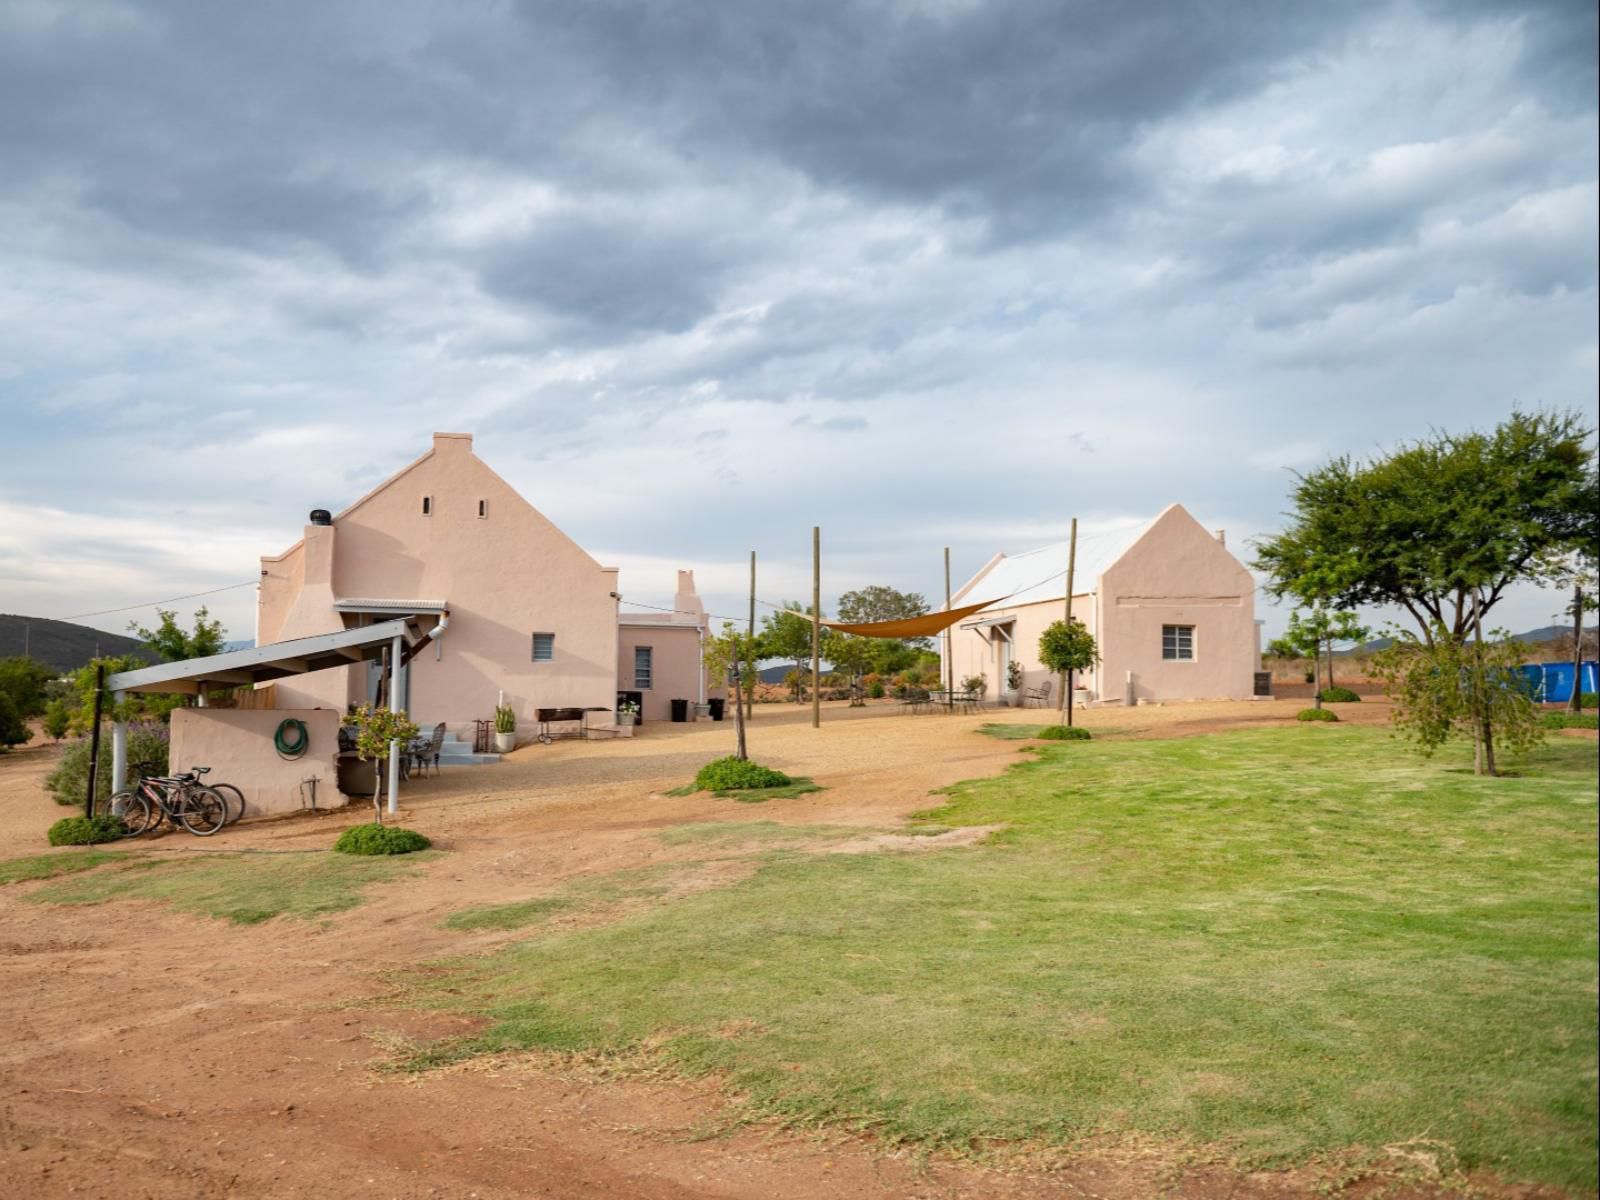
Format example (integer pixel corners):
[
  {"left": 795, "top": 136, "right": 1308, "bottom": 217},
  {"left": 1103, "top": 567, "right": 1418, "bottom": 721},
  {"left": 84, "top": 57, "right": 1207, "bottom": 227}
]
[{"left": 60, "top": 580, "right": 259, "bottom": 622}]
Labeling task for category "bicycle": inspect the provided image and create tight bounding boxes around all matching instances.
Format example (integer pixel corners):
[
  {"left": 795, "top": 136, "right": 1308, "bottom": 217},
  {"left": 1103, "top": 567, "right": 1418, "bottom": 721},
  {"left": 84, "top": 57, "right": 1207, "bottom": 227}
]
[{"left": 98, "top": 763, "right": 229, "bottom": 837}]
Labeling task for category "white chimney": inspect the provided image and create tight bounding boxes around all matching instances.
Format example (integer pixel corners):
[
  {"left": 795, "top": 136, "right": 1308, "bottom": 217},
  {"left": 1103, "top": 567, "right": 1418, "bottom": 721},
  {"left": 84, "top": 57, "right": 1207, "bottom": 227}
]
[{"left": 1215, "top": 529, "right": 1226, "bottom": 546}]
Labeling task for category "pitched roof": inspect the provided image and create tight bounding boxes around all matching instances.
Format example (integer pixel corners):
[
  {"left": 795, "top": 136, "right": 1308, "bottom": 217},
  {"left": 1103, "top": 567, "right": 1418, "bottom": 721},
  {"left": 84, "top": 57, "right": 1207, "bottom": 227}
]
[{"left": 951, "top": 512, "right": 1167, "bottom": 609}]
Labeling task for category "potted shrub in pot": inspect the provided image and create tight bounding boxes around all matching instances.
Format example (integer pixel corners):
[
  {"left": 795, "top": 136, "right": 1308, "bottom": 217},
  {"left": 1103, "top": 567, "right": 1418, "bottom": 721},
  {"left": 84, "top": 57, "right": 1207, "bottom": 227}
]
[
  {"left": 617, "top": 699, "right": 639, "bottom": 732},
  {"left": 1006, "top": 660, "right": 1024, "bottom": 707},
  {"left": 493, "top": 704, "right": 517, "bottom": 753}
]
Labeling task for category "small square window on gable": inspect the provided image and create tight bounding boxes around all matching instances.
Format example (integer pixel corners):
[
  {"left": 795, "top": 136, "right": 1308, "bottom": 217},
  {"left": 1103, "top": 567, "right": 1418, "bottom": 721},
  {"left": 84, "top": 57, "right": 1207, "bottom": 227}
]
[
  {"left": 421, "top": 496, "right": 432, "bottom": 517},
  {"left": 478, "top": 499, "right": 488, "bottom": 519},
  {"left": 532, "top": 632, "right": 555, "bottom": 662}
]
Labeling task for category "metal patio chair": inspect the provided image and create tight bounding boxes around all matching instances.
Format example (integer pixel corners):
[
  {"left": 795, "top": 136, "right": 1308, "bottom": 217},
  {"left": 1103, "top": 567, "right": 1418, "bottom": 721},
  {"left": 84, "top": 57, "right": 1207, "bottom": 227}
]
[{"left": 1024, "top": 679, "right": 1053, "bottom": 707}]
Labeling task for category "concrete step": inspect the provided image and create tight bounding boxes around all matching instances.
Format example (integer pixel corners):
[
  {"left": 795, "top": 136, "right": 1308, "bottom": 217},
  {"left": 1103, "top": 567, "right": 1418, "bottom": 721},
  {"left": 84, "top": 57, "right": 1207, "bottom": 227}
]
[{"left": 430, "top": 750, "right": 501, "bottom": 765}]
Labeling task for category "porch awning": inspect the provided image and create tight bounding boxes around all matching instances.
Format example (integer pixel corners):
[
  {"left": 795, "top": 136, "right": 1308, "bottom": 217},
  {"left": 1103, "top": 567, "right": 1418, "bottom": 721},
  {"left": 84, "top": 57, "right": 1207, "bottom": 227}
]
[
  {"left": 106, "top": 618, "right": 421, "bottom": 696},
  {"left": 959, "top": 614, "right": 1016, "bottom": 631},
  {"left": 334, "top": 597, "right": 449, "bottom": 614}
]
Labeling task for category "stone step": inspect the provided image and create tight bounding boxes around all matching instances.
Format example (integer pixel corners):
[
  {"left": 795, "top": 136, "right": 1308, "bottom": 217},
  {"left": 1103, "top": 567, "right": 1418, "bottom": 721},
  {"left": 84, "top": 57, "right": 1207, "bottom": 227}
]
[{"left": 429, "top": 750, "right": 501, "bottom": 765}]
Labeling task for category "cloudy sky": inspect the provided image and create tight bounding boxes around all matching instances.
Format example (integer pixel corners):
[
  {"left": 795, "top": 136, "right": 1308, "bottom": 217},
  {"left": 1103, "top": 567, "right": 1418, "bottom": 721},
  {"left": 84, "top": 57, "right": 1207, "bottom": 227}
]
[{"left": 1, "top": 0, "right": 1594, "bottom": 646}]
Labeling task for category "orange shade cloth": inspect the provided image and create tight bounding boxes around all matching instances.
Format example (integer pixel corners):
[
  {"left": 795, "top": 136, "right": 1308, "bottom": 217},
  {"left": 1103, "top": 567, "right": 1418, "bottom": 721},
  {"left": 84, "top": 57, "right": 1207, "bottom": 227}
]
[{"left": 820, "top": 599, "right": 1000, "bottom": 639}]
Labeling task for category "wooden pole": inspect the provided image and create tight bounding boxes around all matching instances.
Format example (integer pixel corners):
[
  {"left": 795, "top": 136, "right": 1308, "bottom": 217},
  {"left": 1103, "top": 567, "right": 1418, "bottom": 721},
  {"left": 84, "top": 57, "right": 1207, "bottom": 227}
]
[
  {"left": 84, "top": 664, "right": 105, "bottom": 818},
  {"left": 811, "top": 527, "right": 821, "bottom": 729},
  {"left": 1570, "top": 582, "right": 1584, "bottom": 714},
  {"left": 748, "top": 551, "right": 757, "bottom": 721},
  {"left": 1062, "top": 518, "right": 1077, "bottom": 725},
  {"left": 944, "top": 547, "right": 953, "bottom": 703}
]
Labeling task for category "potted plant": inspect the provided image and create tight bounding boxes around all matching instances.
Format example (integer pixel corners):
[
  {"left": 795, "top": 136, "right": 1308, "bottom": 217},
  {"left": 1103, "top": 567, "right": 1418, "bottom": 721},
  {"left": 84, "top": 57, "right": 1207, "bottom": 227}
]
[
  {"left": 1006, "top": 660, "right": 1024, "bottom": 707},
  {"left": 693, "top": 700, "right": 711, "bottom": 720},
  {"left": 493, "top": 704, "right": 517, "bottom": 753},
  {"left": 617, "top": 699, "right": 639, "bottom": 728},
  {"left": 962, "top": 673, "right": 988, "bottom": 699}
]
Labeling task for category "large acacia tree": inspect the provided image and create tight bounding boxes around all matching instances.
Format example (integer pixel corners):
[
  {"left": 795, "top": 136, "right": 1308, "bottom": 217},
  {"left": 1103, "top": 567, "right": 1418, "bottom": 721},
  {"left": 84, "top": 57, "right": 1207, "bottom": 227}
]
[{"left": 1254, "top": 411, "right": 1597, "bottom": 645}]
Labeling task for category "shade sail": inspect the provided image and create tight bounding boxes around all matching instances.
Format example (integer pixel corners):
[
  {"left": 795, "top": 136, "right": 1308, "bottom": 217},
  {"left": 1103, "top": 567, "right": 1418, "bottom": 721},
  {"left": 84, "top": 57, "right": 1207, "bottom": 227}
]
[{"left": 821, "top": 599, "right": 1000, "bottom": 639}]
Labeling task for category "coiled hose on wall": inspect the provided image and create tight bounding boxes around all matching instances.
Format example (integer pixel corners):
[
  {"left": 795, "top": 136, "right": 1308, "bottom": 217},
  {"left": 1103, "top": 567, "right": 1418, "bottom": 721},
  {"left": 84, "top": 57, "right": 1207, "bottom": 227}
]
[{"left": 274, "top": 717, "right": 309, "bottom": 759}]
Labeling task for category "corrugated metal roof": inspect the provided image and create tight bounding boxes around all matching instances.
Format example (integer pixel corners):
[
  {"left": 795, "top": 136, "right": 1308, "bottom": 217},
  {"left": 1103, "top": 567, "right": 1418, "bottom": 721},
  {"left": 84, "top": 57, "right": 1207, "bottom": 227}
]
[{"left": 954, "top": 517, "right": 1152, "bottom": 609}]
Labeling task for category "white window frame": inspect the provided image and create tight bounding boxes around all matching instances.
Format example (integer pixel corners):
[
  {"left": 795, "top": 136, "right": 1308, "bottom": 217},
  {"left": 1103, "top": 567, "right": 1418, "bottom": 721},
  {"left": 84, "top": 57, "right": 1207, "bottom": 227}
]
[
  {"left": 531, "top": 632, "right": 555, "bottom": 662},
  {"left": 1162, "top": 624, "right": 1195, "bottom": 661},
  {"left": 634, "top": 645, "right": 654, "bottom": 689}
]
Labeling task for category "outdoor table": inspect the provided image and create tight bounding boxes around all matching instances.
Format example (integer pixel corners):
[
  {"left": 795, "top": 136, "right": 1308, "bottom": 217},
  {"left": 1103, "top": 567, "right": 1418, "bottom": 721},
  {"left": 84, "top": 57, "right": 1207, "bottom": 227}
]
[{"left": 928, "top": 690, "right": 982, "bottom": 713}]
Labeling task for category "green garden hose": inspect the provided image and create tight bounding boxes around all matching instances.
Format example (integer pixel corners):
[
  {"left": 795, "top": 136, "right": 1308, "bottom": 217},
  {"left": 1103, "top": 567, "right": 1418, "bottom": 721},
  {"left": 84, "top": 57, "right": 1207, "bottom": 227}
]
[{"left": 274, "top": 717, "right": 309, "bottom": 759}]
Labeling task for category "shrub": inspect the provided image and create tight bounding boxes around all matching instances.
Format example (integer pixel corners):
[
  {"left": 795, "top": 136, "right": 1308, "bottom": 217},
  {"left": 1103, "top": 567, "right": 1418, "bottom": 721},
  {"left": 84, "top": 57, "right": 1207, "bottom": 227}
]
[
  {"left": 693, "top": 756, "right": 792, "bottom": 791},
  {"left": 1037, "top": 725, "right": 1091, "bottom": 741},
  {"left": 44, "top": 723, "right": 170, "bottom": 805},
  {"left": 333, "top": 824, "right": 432, "bottom": 855},
  {"left": 494, "top": 704, "right": 516, "bottom": 733},
  {"left": 867, "top": 681, "right": 886, "bottom": 699},
  {"left": 1318, "top": 686, "right": 1361, "bottom": 703},
  {"left": 1580, "top": 692, "right": 1598, "bottom": 709},
  {"left": 0, "top": 691, "right": 29, "bottom": 750},
  {"left": 42, "top": 700, "right": 72, "bottom": 742},
  {"left": 47, "top": 815, "right": 125, "bottom": 846},
  {"left": 1541, "top": 711, "right": 1598, "bottom": 730},
  {"left": 1297, "top": 707, "right": 1340, "bottom": 722}
]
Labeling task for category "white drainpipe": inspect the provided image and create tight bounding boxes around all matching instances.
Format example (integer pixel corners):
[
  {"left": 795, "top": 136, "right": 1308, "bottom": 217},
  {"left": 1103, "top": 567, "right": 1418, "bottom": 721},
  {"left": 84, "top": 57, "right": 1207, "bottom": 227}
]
[{"left": 697, "top": 624, "right": 706, "bottom": 704}]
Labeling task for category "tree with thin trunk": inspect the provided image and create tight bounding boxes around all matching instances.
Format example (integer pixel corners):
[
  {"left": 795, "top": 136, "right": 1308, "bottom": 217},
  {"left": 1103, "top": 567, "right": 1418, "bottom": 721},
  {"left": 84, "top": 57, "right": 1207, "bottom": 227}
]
[
  {"left": 1254, "top": 410, "right": 1596, "bottom": 647},
  {"left": 351, "top": 703, "right": 419, "bottom": 824},
  {"left": 1038, "top": 619, "right": 1097, "bottom": 726},
  {"left": 703, "top": 623, "right": 758, "bottom": 759}
]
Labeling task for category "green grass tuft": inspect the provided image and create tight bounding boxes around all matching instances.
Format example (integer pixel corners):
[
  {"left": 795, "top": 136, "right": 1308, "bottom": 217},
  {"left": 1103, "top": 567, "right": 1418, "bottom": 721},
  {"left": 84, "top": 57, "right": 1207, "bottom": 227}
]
[
  {"left": 334, "top": 823, "right": 432, "bottom": 855},
  {"left": 400, "top": 728, "right": 1598, "bottom": 1190},
  {"left": 0, "top": 849, "right": 125, "bottom": 886},
  {"left": 1296, "top": 707, "right": 1339, "bottom": 722},
  {"left": 1542, "top": 711, "right": 1598, "bottom": 730},
  {"left": 1036, "top": 724, "right": 1091, "bottom": 741},
  {"left": 693, "top": 757, "right": 793, "bottom": 791},
  {"left": 1318, "top": 686, "right": 1362, "bottom": 703},
  {"left": 30, "top": 850, "right": 428, "bottom": 924}
]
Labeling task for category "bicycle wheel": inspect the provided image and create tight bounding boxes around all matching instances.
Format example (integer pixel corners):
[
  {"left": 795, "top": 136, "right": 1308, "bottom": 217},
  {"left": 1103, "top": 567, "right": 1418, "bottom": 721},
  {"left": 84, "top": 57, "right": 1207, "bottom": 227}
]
[
  {"left": 210, "top": 783, "right": 247, "bottom": 824},
  {"left": 95, "top": 789, "right": 151, "bottom": 838},
  {"left": 177, "top": 786, "right": 228, "bottom": 836}
]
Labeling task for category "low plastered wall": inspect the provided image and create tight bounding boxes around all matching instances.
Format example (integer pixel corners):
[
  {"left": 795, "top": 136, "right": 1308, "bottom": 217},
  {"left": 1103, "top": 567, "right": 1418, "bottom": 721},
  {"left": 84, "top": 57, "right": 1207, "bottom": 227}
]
[{"left": 169, "top": 707, "right": 343, "bottom": 818}]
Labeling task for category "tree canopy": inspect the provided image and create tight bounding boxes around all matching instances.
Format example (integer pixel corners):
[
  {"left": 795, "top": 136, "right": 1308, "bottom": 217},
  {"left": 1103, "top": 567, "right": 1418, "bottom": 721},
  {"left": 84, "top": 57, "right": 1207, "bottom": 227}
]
[
  {"left": 1254, "top": 410, "right": 1597, "bottom": 644},
  {"left": 129, "top": 606, "right": 227, "bottom": 663}
]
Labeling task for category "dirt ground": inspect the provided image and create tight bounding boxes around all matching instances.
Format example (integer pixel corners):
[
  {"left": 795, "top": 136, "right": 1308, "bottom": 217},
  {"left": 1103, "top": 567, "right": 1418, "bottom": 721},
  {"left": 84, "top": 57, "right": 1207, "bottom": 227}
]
[{"left": 0, "top": 698, "right": 1571, "bottom": 1199}]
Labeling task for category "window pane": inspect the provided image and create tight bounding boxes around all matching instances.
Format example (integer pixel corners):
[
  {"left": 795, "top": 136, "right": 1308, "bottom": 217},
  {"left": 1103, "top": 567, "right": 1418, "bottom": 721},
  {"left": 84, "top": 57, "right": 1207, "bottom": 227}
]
[
  {"left": 634, "top": 646, "right": 653, "bottom": 688},
  {"left": 532, "top": 633, "right": 554, "bottom": 661},
  {"left": 1162, "top": 625, "right": 1194, "bottom": 661}
]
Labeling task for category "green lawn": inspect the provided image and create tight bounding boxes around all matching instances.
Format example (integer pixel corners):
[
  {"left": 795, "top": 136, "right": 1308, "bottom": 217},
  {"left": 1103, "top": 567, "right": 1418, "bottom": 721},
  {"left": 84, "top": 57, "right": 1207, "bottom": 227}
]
[
  {"left": 411, "top": 727, "right": 1597, "bottom": 1190},
  {"left": 0, "top": 849, "right": 125, "bottom": 886},
  {"left": 29, "top": 850, "right": 429, "bottom": 924}
]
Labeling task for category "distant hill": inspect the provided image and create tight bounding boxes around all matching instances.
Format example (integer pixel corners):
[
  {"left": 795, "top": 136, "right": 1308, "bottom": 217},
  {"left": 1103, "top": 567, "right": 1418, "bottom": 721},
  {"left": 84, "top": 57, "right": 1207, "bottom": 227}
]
[
  {"left": 1347, "top": 625, "right": 1590, "bottom": 655},
  {"left": 0, "top": 614, "right": 158, "bottom": 674}
]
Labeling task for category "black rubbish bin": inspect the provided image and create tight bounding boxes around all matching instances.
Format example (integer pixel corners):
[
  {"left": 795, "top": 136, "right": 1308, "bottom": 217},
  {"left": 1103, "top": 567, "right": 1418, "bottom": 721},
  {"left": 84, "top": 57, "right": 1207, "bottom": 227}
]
[
  {"left": 670, "top": 698, "right": 689, "bottom": 723},
  {"left": 708, "top": 697, "right": 725, "bottom": 721}
]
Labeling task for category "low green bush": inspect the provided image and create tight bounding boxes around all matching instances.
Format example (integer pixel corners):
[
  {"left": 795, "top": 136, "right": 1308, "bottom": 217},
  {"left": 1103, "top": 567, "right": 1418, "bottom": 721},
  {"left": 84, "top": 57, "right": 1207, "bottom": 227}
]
[
  {"left": 1297, "top": 708, "right": 1340, "bottom": 722},
  {"left": 1541, "top": 711, "right": 1598, "bottom": 730},
  {"left": 1317, "top": 686, "right": 1361, "bottom": 703},
  {"left": 1579, "top": 692, "right": 1598, "bottom": 708},
  {"left": 693, "top": 757, "right": 792, "bottom": 791},
  {"left": 867, "top": 681, "right": 886, "bottom": 699},
  {"left": 45, "top": 723, "right": 170, "bottom": 806},
  {"left": 47, "top": 815, "right": 126, "bottom": 846},
  {"left": 1037, "top": 725, "right": 1092, "bottom": 741},
  {"left": 333, "top": 824, "right": 432, "bottom": 856}
]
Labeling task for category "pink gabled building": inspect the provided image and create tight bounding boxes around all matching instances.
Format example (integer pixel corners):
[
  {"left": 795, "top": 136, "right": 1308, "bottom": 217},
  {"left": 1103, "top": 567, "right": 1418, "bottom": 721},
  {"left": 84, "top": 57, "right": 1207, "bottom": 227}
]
[
  {"left": 257, "top": 431, "right": 714, "bottom": 733},
  {"left": 944, "top": 504, "right": 1264, "bottom": 706}
]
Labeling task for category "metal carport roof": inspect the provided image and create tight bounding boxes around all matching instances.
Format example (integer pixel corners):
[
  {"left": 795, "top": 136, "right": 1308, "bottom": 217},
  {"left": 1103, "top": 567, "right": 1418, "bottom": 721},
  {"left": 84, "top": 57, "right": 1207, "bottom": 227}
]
[{"left": 106, "top": 618, "right": 417, "bottom": 695}]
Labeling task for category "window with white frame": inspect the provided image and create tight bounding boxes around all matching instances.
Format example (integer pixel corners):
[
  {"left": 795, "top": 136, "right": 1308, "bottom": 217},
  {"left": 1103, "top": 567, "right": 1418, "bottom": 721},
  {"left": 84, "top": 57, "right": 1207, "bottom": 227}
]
[
  {"left": 1162, "top": 624, "right": 1195, "bottom": 661},
  {"left": 531, "top": 632, "right": 555, "bottom": 662},
  {"left": 634, "top": 645, "right": 653, "bottom": 688}
]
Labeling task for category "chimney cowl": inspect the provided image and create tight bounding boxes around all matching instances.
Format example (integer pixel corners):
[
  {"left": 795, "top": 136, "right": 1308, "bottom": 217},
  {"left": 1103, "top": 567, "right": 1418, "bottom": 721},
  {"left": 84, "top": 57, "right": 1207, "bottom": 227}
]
[{"left": 309, "top": 509, "right": 333, "bottom": 526}]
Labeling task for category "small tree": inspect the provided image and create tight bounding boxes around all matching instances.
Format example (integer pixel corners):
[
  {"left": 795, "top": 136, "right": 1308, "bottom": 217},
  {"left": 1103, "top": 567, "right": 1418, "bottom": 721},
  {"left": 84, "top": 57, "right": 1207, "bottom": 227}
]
[
  {"left": 0, "top": 691, "right": 29, "bottom": 750},
  {"left": 129, "top": 606, "right": 227, "bottom": 663},
  {"left": 350, "top": 704, "right": 420, "bottom": 822},
  {"left": 1038, "top": 618, "right": 1098, "bottom": 726},
  {"left": 1271, "top": 607, "right": 1370, "bottom": 702},
  {"left": 761, "top": 602, "right": 828, "bottom": 702},
  {"left": 702, "top": 622, "right": 759, "bottom": 759},
  {"left": 1370, "top": 622, "right": 1541, "bottom": 776},
  {"left": 42, "top": 700, "right": 71, "bottom": 742},
  {"left": 829, "top": 634, "right": 875, "bottom": 706},
  {"left": 0, "top": 656, "right": 55, "bottom": 720}
]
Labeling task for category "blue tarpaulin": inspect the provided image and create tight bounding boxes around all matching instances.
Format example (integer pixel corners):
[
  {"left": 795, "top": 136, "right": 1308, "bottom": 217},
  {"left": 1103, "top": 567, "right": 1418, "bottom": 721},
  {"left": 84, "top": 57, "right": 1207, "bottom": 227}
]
[{"left": 1517, "top": 661, "right": 1599, "bottom": 703}]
